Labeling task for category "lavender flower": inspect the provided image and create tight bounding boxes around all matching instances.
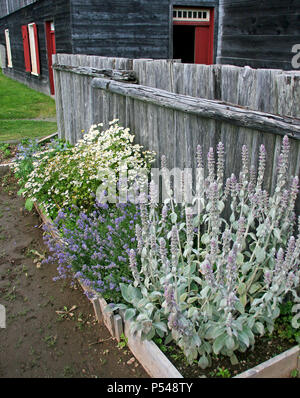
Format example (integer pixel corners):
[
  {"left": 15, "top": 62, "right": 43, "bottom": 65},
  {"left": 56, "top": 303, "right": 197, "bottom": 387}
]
[
  {"left": 207, "top": 147, "right": 215, "bottom": 183},
  {"left": 185, "top": 207, "right": 194, "bottom": 244},
  {"left": 161, "top": 205, "right": 168, "bottom": 223},
  {"left": 201, "top": 258, "right": 216, "bottom": 288},
  {"left": 149, "top": 180, "right": 158, "bottom": 208},
  {"left": 171, "top": 225, "right": 179, "bottom": 268},
  {"left": 217, "top": 142, "right": 225, "bottom": 184},
  {"left": 159, "top": 237, "right": 169, "bottom": 270},
  {"left": 256, "top": 144, "right": 266, "bottom": 189},
  {"left": 277, "top": 135, "right": 290, "bottom": 180},
  {"left": 43, "top": 201, "right": 140, "bottom": 303},
  {"left": 264, "top": 270, "right": 273, "bottom": 287},
  {"left": 129, "top": 249, "right": 141, "bottom": 285},
  {"left": 135, "top": 224, "right": 143, "bottom": 254}
]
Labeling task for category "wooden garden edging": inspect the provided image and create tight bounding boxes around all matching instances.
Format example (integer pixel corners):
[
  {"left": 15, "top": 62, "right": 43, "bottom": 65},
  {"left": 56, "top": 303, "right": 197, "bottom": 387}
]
[
  {"left": 234, "top": 345, "right": 300, "bottom": 378},
  {"left": 33, "top": 202, "right": 182, "bottom": 378},
  {"left": 34, "top": 202, "right": 300, "bottom": 379}
]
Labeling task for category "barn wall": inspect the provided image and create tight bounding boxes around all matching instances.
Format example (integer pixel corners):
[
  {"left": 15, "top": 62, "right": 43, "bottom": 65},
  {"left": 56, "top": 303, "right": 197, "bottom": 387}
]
[
  {"left": 0, "top": 0, "right": 72, "bottom": 95},
  {"left": 70, "top": 0, "right": 171, "bottom": 59},
  {"left": 217, "top": 0, "right": 300, "bottom": 70},
  {"left": 170, "top": 0, "right": 219, "bottom": 62},
  {"left": 70, "top": 0, "right": 219, "bottom": 61},
  {"left": 0, "top": 0, "right": 38, "bottom": 18}
]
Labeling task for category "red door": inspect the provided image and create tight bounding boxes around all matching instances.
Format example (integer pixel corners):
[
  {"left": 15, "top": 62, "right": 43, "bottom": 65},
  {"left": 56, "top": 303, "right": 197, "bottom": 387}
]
[
  {"left": 195, "top": 26, "right": 210, "bottom": 64},
  {"left": 173, "top": 8, "right": 214, "bottom": 65},
  {"left": 45, "top": 21, "right": 56, "bottom": 95}
]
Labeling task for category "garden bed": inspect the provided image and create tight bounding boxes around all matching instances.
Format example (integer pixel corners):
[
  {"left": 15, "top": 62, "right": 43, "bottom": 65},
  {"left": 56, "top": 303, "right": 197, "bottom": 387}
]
[
  {"left": 34, "top": 201, "right": 182, "bottom": 378},
  {"left": 12, "top": 125, "right": 300, "bottom": 380},
  {"left": 34, "top": 201, "right": 300, "bottom": 379},
  {"left": 0, "top": 172, "right": 148, "bottom": 378}
]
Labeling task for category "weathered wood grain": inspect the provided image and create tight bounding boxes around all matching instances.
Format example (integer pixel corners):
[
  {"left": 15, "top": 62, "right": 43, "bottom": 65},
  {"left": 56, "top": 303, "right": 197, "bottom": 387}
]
[
  {"left": 92, "top": 78, "right": 300, "bottom": 139},
  {"left": 132, "top": 61, "right": 300, "bottom": 119},
  {"left": 53, "top": 64, "right": 138, "bottom": 83},
  {"left": 235, "top": 346, "right": 300, "bottom": 378},
  {"left": 53, "top": 55, "right": 300, "bottom": 213}
]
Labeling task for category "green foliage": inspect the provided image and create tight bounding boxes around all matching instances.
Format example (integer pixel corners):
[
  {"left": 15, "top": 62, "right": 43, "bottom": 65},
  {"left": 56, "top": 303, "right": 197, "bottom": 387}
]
[
  {"left": 273, "top": 301, "right": 300, "bottom": 344},
  {"left": 14, "top": 138, "right": 70, "bottom": 191},
  {"left": 290, "top": 369, "right": 299, "bottom": 378},
  {"left": 21, "top": 121, "right": 155, "bottom": 219},
  {"left": 215, "top": 367, "right": 231, "bottom": 378},
  {"left": 0, "top": 143, "right": 11, "bottom": 159},
  {"left": 25, "top": 198, "right": 34, "bottom": 212},
  {"left": 117, "top": 333, "right": 128, "bottom": 349},
  {"left": 120, "top": 136, "right": 300, "bottom": 368}
]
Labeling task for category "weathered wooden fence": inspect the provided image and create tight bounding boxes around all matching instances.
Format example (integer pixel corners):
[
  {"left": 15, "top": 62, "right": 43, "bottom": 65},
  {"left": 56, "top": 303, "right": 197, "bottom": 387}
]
[
  {"left": 53, "top": 53, "right": 300, "bottom": 213},
  {"left": 53, "top": 54, "right": 133, "bottom": 143},
  {"left": 132, "top": 60, "right": 300, "bottom": 118}
]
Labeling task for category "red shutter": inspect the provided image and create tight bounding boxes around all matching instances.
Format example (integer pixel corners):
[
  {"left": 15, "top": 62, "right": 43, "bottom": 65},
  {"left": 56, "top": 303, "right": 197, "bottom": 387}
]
[
  {"left": 32, "top": 23, "right": 40, "bottom": 75},
  {"left": 21, "top": 25, "right": 31, "bottom": 72}
]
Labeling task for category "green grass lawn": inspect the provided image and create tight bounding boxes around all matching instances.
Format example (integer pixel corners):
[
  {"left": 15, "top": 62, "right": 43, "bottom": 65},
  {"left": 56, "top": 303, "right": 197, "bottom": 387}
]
[
  {"left": 0, "top": 68, "right": 57, "bottom": 142},
  {"left": 0, "top": 120, "right": 58, "bottom": 142}
]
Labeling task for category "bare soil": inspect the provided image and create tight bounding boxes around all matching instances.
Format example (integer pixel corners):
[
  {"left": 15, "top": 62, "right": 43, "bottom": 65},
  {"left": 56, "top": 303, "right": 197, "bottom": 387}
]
[
  {"left": 0, "top": 170, "right": 148, "bottom": 378},
  {"left": 0, "top": 144, "right": 17, "bottom": 165},
  {"left": 157, "top": 334, "right": 296, "bottom": 378}
]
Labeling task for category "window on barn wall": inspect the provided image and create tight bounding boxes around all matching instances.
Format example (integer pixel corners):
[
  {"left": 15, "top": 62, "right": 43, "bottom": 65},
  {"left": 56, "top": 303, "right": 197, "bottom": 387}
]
[
  {"left": 27, "top": 23, "right": 40, "bottom": 75},
  {"left": 173, "top": 7, "right": 214, "bottom": 65},
  {"left": 4, "top": 29, "right": 13, "bottom": 67}
]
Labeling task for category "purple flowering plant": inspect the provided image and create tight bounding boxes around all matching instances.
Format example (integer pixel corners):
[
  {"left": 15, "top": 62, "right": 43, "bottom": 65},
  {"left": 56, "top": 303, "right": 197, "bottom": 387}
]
[
  {"left": 116, "top": 136, "right": 300, "bottom": 369},
  {"left": 42, "top": 201, "right": 140, "bottom": 303}
]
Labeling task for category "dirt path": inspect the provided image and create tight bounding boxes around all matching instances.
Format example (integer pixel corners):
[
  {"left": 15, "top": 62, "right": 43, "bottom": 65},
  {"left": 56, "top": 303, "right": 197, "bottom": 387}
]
[{"left": 0, "top": 169, "right": 148, "bottom": 378}]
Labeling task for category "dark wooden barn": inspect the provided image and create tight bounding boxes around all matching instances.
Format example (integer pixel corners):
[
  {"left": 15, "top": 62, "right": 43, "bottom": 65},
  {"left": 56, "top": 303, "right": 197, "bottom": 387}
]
[
  {"left": 0, "top": 0, "right": 299, "bottom": 96},
  {"left": 217, "top": 0, "right": 300, "bottom": 70}
]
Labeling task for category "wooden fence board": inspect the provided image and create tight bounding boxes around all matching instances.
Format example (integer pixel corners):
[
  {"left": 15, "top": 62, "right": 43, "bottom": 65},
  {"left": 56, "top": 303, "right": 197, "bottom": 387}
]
[{"left": 53, "top": 55, "right": 300, "bottom": 213}]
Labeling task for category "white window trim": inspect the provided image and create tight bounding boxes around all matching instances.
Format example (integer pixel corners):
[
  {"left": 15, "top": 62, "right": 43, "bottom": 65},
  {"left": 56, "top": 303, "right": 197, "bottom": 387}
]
[
  {"left": 28, "top": 23, "right": 39, "bottom": 76},
  {"left": 173, "top": 8, "right": 210, "bottom": 22},
  {"left": 4, "top": 29, "right": 13, "bottom": 68}
]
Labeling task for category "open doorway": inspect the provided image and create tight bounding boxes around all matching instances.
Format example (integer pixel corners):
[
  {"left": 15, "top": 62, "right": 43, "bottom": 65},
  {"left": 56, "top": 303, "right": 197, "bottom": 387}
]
[
  {"left": 172, "top": 7, "right": 214, "bottom": 64},
  {"left": 173, "top": 25, "right": 195, "bottom": 63}
]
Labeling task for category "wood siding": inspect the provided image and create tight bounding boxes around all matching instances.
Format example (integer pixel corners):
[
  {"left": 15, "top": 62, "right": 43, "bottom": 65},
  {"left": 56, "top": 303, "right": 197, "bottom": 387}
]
[
  {"left": 70, "top": 0, "right": 171, "bottom": 59},
  {"left": 0, "top": 0, "right": 72, "bottom": 95},
  {"left": 70, "top": 0, "right": 219, "bottom": 61},
  {"left": 0, "top": 0, "right": 38, "bottom": 18},
  {"left": 218, "top": 0, "right": 300, "bottom": 70}
]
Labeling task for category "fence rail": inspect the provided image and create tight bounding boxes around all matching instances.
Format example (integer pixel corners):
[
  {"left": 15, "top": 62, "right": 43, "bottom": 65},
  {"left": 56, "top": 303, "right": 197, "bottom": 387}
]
[
  {"left": 53, "top": 54, "right": 300, "bottom": 213},
  {"left": 132, "top": 60, "right": 300, "bottom": 119}
]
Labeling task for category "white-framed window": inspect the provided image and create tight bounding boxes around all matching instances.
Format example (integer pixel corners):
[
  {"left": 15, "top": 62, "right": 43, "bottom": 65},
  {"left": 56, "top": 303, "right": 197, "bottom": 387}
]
[
  {"left": 28, "top": 23, "right": 40, "bottom": 76},
  {"left": 4, "top": 29, "right": 13, "bottom": 68},
  {"left": 173, "top": 8, "right": 210, "bottom": 22}
]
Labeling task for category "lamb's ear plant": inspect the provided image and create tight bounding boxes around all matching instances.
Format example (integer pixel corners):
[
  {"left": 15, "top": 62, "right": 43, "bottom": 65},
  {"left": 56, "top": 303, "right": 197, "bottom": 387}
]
[{"left": 117, "top": 135, "right": 300, "bottom": 368}]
